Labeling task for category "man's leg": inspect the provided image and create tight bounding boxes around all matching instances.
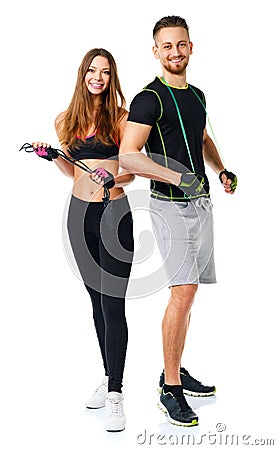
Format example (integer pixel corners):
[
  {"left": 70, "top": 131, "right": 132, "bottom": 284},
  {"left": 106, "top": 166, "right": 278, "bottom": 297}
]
[
  {"left": 162, "top": 284, "right": 198, "bottom": 385},
  {"left": 158, "top": 283, "right": 199, "bottom": 427}
]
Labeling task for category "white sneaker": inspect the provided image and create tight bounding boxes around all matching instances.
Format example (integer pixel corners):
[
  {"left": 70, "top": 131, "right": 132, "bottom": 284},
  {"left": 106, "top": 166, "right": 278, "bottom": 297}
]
[
  {"left": 86, "top": 376, "right": 108, "bottom": 409},
  {"left": 105, "top": 391, "right": 126, "bottom": 432}
]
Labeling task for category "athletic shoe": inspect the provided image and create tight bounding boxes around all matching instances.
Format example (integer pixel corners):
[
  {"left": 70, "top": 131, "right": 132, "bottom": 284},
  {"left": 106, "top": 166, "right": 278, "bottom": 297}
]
[
  {"left": 158, "top": 385, "right": 198, "bottom": 427},
  {"left": 159, "top": 368, "right": 216, "bottom": 397},
  {"left": 86, "top": 375, "right": 108, "bottom": 409},
  {"left": 105, "top": 391, "right": 126, "bottom": 432}
]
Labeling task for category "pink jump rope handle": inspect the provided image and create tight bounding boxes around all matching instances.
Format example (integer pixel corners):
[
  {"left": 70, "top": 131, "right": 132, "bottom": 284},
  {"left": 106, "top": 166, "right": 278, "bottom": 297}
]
[
  {"left": 34, "top": 146, "right": 49, "bottom": 157},
  {"left": 94, "top": 168, "right": 110, "bottom": 178}
]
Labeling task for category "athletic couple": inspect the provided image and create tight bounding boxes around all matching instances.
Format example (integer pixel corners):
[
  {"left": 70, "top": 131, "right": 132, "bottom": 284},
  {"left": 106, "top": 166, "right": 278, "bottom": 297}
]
[{"left": 31, "top": 15, "right": 237, "bottom": 432}]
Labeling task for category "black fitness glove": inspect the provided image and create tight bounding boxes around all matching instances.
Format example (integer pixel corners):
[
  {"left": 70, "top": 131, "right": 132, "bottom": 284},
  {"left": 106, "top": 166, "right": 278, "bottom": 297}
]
[
  {"left": 219, "top": 169, "right": 237, "bottom": 192},
  {"left": 93, "top": 168, "right": 115, "bottom": 189},
  {"left": 34, "top": 145, "right": 59, "bottom": 161},
  {"left": 178, "top": 172, "right": 207, "bottom": 199}
]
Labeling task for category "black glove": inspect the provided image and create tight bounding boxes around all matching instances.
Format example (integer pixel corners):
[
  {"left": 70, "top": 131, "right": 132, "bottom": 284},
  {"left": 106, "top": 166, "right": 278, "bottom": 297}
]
[
  {"left": 34, "top": 146, "right": 59, "bottom": 161},
  {"left": 178, "top": 172, "right": 207, "bottom": 199},
  {"left": 219, "top": 169, "right": 237, "bottom": 192},
  {"left": 93, "top": 168, "right": 115, "bottom": 189}
]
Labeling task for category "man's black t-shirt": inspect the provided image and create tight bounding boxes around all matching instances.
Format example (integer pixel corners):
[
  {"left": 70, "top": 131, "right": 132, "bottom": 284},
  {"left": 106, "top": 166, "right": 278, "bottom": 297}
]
[{"left": 128, "top": 76, "right": 209, "bottom": 201}]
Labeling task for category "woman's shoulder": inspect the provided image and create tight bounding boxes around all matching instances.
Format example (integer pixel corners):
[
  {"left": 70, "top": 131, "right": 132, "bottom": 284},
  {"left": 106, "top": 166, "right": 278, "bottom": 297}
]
[
  {"left": 117, "top": 108, "right": 128, "bottom": 141},
  {"left": 117, "top": 107, "right": 128, "bottom": 126},
  {"left": 54, "top": 111, "right": 66, "bottom": 131},
  {"left": 118, "top": 106, "right": 128, "bottom": 117}
]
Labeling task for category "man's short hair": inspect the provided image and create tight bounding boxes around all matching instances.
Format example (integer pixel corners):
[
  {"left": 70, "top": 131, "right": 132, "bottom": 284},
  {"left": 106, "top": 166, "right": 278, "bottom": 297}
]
[{"left": 153, "top": 15, "right": 189, "bottom": 44}]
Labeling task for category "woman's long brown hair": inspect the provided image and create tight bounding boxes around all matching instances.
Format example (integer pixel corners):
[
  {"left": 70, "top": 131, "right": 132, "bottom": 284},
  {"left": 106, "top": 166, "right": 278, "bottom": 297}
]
[{"left": 58, "top": 48, "right": 126, "bottom": 148}]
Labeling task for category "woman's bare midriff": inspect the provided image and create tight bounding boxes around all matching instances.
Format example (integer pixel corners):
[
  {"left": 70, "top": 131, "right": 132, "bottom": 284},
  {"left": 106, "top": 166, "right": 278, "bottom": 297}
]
[{"left": 71, "top": 159, "right": 125, "bottom": 202}]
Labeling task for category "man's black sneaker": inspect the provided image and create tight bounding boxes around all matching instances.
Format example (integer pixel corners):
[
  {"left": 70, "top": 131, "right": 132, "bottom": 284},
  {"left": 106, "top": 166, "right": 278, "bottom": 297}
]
[
  {"left": 159, "top": 368, "right": 216, "bottom": 397},
  {"left": 158, "top": 385, "right": 199, "bottom": 427}
]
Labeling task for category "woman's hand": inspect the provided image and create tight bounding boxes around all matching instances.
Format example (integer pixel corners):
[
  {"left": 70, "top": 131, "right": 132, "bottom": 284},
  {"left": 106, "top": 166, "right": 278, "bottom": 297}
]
[
  {"left": 90, "top": 168, "right": 115, "bottom": 189},
  {"left": 91, "top": 168, "right": 135, "bottom": 189},
  {"left": 32, "top": 142, "right": 59, "bottom": 161},
  {"left": 90, "top": 170, "right": 104, "bottom": 186}
]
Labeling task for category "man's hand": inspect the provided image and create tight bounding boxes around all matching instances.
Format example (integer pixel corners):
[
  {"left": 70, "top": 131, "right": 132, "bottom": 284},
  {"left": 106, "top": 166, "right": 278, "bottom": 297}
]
[
  {"left": 219, "top": 169, "right": 237, "bottom": 194},
  {"left": 178, "top": 172, "right": 207, "bottom": 199}
]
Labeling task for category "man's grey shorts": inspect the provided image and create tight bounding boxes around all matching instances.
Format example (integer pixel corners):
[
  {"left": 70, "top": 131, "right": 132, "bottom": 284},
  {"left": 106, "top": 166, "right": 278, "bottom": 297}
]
[{"left": 149, "top": 197, "right": 216, "bottom": 287}]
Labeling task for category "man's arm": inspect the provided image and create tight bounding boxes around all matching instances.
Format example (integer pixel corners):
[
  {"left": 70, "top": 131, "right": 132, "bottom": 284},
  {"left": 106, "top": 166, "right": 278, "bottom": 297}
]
[
  {"left": 119, "top": 121, "right": 181, "bottom": 185},
  {"left": 203, "top": 128, "right": 235, "bottom": 194},
  {"left": 202, "top": 128, "right": 224, "bottom": 174}
]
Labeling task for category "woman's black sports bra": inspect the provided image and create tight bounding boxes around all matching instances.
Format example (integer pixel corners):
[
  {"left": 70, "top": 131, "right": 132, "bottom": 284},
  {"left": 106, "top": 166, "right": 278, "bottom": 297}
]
[{"left": 68, "top": 134, "right": 119, "bottom": 161}]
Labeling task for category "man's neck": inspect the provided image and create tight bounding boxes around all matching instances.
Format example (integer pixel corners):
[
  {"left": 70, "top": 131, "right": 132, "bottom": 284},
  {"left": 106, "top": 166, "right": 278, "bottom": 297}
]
[{"left": 161, "top": 71, "right": 187, "bottom": 88}]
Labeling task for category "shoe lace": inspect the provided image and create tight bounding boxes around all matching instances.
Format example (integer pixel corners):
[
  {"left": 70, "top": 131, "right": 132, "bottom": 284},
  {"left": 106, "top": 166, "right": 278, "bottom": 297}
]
[
  {"left": 107, "top": 398, "right": 122, "bottom": 416},
  {"left": 174, "top": 393, "right": 190, "bottom": 412},
  {"left": 94, "top": 382, "right": 107, "bottom": 394},
  {"left": 183, "top": 370, "right": 202, "bottom": 385}
]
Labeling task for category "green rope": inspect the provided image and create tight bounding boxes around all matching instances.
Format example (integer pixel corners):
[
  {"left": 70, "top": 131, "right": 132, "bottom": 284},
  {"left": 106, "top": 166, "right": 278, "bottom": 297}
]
[
  {"left": 161, "top": 76, "right": 225, "bottom": 170},
  {"left": 162, "top": 78, "right": 195, "bottom": 173},
  {"left": 188, "top": 85, "right": 225, "bottom": 168}
]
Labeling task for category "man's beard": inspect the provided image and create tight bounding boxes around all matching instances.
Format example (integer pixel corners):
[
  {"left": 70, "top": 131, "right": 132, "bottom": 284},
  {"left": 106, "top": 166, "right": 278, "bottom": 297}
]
[{"left": 162, "top": 59, "right": 188, "bottom": 75}]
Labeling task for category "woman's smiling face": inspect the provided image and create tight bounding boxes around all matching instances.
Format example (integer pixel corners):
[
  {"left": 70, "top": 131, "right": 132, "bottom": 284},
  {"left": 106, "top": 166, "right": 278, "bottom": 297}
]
[{"left": 84, "top": 55, "right": 111, "bottom": 95}]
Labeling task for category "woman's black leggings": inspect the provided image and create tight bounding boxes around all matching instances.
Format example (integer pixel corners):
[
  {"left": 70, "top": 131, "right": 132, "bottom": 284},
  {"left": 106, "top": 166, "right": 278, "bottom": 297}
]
[{"left": 67, "top": 195, "right": 134, "bottom": 393}]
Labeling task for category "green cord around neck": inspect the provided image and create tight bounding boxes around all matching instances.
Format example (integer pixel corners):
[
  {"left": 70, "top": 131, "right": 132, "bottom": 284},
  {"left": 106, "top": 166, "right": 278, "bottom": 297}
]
[{"left": 161, "top": 76, "right": 225, "bottom": 169}]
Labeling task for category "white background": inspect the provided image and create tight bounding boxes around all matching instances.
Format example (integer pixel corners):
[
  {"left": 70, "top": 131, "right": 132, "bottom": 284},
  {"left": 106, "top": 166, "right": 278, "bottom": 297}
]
[{"left": 1, "top": 0, "right": 277, "bottom": 448}]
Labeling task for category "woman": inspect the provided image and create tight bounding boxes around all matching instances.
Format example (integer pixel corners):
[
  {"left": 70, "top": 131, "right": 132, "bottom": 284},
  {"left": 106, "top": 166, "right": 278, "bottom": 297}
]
[{"left": 33, "top": 48, "right": 134, "bottom": 432}]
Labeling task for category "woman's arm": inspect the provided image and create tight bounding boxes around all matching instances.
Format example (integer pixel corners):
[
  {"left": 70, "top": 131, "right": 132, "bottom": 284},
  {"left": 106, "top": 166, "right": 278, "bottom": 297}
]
[{"left": 53, "top": 112, "right": 75, "bottom": 178}]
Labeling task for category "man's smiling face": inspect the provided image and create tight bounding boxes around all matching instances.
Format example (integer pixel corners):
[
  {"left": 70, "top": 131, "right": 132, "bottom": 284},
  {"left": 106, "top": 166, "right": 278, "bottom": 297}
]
[{"left": 153, "top": 27, "right": 193, "bottom": 75}]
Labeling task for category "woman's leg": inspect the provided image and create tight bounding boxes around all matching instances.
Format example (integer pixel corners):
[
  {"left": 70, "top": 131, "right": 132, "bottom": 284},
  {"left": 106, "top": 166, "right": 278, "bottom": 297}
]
[
  {"left": 99, "top": 203, "right": 134, "bottom": 393},
  {"left": 101, "top": 292, "right": 128, "bottom": 393},
  {"left": 67, "top": 196, "right": 108, "bottom": 373},
  {"left": 84, "top": 284, "right": 108, "bottom": 376}
]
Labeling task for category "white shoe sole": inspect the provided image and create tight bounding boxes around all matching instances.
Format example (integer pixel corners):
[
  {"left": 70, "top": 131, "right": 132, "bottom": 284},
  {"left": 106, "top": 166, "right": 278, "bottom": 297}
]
[
  {"left": 106, "top": 426, "right": 125, "bottom": 432},
  {"left": 86, "top": 404, "right": 105, "bottom": 409},
  {"left": 105, "top": 420, "right": 126, "bottom": 432},
  {"left": 183, "top": 388, "right": 216, "bottom": 397},
  {"left": 158, "top": 386, "right": 216, "bottom": 398}
]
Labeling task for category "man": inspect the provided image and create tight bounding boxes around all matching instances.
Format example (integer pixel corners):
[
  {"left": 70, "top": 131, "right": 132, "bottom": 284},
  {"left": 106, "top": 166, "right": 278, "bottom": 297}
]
[{"left": 93, "top": 15, "right": 237, "bottom": 427}]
